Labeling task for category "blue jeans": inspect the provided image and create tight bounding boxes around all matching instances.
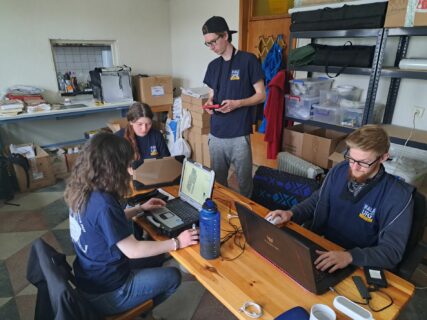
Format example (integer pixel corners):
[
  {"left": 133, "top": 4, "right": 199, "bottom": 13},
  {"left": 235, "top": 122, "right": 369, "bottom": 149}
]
[{"left": 81, "top": 267, "right": 181, "bottom": 316}]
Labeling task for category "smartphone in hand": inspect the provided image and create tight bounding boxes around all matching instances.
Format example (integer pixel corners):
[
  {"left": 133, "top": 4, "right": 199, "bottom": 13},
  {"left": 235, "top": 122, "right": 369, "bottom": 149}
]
[{"left": 203, "top": 104, "right": 221, "bottom": 110}]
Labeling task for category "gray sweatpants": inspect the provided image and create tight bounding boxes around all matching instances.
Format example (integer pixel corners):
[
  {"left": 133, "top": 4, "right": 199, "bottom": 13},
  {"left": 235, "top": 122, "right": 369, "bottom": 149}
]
[{"left": 208, "top": 134, "right": 253, "bottom": 198}]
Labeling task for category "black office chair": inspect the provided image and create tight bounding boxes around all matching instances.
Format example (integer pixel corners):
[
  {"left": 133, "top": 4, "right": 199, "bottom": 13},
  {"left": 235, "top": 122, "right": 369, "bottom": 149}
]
[
  {"left": 395, "top": 191, "right": 427, "bottom": 281},
  {"left": 27, "top": 238, "right": 153, "bottom": 320}
]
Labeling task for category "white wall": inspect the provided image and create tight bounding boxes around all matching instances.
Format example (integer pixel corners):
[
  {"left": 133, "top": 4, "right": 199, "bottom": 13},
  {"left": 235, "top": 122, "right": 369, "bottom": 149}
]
[
  {"left": 0, "top": 0, "right": 172, "bottom": 102},
  {"left": 169, "top": 0, "right": 239, "bottom": 89},
  {"left": 0, "top": 0, "right": 173, "bottom": 145}
]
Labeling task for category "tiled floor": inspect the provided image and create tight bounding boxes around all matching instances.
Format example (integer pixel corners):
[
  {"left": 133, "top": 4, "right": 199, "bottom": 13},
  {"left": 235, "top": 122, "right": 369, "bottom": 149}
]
[{"left": 1, "top": 173, "right": 427, "bottom": 320}]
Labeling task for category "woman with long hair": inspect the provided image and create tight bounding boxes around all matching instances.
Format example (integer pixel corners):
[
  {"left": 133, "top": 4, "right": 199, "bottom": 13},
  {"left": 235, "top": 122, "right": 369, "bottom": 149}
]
[
  {"left": 64, "top": 133, "right": 198, "bottom": 316},
  {"left": 117, "top": 102, "right": 170, "bottom": 167}
]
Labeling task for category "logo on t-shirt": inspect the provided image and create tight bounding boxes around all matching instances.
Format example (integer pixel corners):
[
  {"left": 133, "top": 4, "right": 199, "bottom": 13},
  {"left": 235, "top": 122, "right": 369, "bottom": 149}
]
[
  {"left": 230, "top": 69, "right": 240, "bottom": 80},
  {"left": 358, "top": 204, "right": 376, "bottom": 223},
  {"left": 150, "top": 146, "right": 159, "bottom": 156},
  {"left": 70, "top": 213, "right": 88, "bottom": 253}
]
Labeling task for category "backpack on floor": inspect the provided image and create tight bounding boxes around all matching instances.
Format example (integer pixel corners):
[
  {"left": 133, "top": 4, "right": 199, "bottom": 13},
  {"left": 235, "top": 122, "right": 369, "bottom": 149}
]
[{"left": 0, "top": 155, "right": 16, "bottom": 202}]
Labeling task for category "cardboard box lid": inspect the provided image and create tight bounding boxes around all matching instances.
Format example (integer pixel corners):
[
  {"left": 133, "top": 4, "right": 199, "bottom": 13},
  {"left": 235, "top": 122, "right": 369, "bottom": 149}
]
[
  {"left": 107, "top": 118, "right": 128, "bottom": 133},
  {"left": 328, "top": 140, "right": 347, "bottom": 164}
]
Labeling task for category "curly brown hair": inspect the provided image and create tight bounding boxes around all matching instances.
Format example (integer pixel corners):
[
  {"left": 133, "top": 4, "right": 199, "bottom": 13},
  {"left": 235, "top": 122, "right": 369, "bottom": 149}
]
[
  {"left": 124, "top": 102, "right": 154, "bottom": 161},
  {"left": 64, "top": 133, "right": 134, "bottom": 213}
]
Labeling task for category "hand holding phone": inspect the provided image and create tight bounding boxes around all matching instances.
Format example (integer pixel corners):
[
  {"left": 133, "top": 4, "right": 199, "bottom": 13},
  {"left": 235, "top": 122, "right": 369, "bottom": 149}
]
[{"left": 203, "top": 104, "right": 221, "bottom": 110}]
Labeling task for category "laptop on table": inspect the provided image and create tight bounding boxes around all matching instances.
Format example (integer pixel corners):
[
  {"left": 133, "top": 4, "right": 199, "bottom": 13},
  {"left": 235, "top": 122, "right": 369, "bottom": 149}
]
[
  {"left": 147, "top": 158, "right": 215, "bottom": 237},
  {"left": 235, "top": 202, "right": 355, "bottom": 295}
]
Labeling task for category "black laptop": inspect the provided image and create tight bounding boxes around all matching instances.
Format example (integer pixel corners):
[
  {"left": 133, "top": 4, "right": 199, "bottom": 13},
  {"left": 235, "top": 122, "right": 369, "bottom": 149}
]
[{"left": 235, "top": 202, "right": 355, "bottom": 294}]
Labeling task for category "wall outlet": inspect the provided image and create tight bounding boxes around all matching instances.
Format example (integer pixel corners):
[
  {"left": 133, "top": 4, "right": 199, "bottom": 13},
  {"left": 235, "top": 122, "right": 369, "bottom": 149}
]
[{"left": 413, "top": 106, "right": 425, "bottom": 119}]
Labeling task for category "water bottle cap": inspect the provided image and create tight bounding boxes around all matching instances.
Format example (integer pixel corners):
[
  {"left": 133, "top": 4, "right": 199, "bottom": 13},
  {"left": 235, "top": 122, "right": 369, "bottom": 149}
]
[{"left": 203, "top": 198, "right": 217, "bottom": 211}]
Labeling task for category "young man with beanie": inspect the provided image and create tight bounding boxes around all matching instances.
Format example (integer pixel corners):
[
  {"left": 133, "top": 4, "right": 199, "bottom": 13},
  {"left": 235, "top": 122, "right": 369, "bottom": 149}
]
[
  {"left": 266, "top": 125, "right": 414, "bottom": 272},
  {"left": 202, "top": 16, "right": 266, "bottom": 198}
]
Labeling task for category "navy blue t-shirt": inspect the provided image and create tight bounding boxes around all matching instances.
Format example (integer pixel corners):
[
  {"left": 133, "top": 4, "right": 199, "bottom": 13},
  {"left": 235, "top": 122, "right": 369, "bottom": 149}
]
[
  {"left": 203, "top": 50, "right": 264, "bottom": 138},
  {"left": 69, "top": 191, "right": 131, "bottom": 294},
  {"left": 116, "top": 128, "right": 170, "bottom": 159}
]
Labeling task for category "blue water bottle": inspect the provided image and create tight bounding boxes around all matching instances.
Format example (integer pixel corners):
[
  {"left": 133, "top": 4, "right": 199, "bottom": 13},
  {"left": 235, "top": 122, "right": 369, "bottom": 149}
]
[{"left": 199, "top": 198, "right": 220, "bottom": 259}]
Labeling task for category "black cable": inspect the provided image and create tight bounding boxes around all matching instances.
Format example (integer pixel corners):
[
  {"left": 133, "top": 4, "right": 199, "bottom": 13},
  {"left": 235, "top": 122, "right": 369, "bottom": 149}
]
[
  {"left": 367, "top": 285, "right": 394, "bottom": 312},
  {"left": 220, "top": 212, "right": 246, "bottom": 261}
]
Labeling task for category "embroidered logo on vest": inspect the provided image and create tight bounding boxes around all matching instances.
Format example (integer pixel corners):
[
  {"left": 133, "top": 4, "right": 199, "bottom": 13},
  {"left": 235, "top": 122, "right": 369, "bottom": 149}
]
[
  {"left": 150, "top": 146, "right": 158, "bottom": 156},
  {"left": 359, "top": 204, "right": 376, "bottom": 223},
  {"left": 230, "top": 69, "right": 240, "bottom": 80}
]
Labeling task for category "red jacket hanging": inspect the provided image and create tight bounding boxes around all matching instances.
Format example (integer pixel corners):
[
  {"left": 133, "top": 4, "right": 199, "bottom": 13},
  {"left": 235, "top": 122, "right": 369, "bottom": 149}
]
[{"left": 263, "top": 70, "right": 291, "bottom": 159}]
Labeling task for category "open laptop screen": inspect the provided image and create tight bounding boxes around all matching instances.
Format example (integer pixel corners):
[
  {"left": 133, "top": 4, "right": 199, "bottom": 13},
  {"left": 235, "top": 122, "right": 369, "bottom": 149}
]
[{"left": 179, "top": 159, "right": 215, "bottom": 211}]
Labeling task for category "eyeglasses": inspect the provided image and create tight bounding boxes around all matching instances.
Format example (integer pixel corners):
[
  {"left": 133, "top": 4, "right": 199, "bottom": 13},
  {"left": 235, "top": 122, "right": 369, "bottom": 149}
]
[
  {"left": 204, "top": 35, "right": 223, "bottom": 47},
  {"left": 344, "top": 150, "right": 381, "bottom": 168}
]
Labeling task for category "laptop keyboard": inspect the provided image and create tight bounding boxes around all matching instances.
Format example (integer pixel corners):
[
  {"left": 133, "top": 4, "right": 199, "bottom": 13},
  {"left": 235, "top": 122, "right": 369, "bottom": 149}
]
[
  {"left": 310, "top": 248, "right": 329, "bottom": 283},
  {"left": 166, "top": 199, "right": 199, "bottom": 223}
]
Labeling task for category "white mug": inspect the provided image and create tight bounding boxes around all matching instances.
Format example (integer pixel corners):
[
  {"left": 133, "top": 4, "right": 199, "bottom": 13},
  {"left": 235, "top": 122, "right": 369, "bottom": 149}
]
[{"left": 310, "top": 304, "right": 336, "bottom": 320}]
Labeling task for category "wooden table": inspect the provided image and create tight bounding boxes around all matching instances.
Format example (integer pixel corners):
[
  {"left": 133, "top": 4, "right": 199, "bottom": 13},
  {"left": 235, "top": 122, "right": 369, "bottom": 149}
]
[{"left": 133, "top": 183, "right": 415, "bottom": 320}]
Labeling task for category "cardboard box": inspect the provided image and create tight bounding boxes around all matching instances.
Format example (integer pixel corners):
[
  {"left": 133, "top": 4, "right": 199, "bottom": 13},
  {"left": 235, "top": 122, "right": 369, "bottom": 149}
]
[
  {"left": 250, "top": 131, "right": 277, "bottom": 168},
  {"left": 328, "top": 140, "right": 347, "bottom": 167},
  {"left": 302, "top": 129, "right": 347, "bottom": 168},
  {"left": 185, "top": 129, "right": 210, "bottom": 167},
  {"left": 384, "top": 0, "right": 427, "bottom": 27},
  {"left": 282, "top": 124, "right": 322, "bottom": 157},
  {"left": 181, "top": 94, "right": 208, "bottom": 106},
  {"left": 135, "top": 75, "right": 173, "bottom": 106},
  {"left": 107, "top": 118, "right": 128, "bottom": 133},
  {"left": 192, "top": 117, "right": 210, "bottom": 128},
  {"left": 13, "top": 145, "right": 56, "bottom": 192},
  {"left": 49, "top": 153, "right": 69, "bottom": 178},
  {"left": 182, "top": 101, "right": 205, "bottom": 114},
  {"left": 185, "top": 126, "right": 210, "bottom": 136},
  {"left": 63, "top": 144, "right": 83, "bottom": 172},
  {"left": 415, "top": 0, "right": 427, "bottom": 26}
]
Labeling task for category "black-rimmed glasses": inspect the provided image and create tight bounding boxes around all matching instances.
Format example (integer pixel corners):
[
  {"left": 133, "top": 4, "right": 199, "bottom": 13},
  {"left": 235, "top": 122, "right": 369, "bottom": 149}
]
[
  {"left": 204, "top": 35, "right": 223, "bottom": 47},
  {"left": 344, "top": 150, "right": 381, "bottom": 168}
]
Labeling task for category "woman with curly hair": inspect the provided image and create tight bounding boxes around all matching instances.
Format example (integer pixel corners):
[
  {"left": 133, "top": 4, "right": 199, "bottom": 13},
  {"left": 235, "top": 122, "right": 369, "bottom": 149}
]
[
  {"left": 64, "top": 132, "right": 198, "bottom": 316},
  {"left": 116, "top": 102, "right": 170, "bottom": 168}
]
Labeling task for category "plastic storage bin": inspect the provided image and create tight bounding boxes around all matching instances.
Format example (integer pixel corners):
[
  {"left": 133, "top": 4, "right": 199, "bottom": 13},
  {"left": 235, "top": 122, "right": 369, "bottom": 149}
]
[
  {"left": 383, "top": 157, "right": 427, "bottom": 187},
  {"left": 319, "top": 89, "right": 340, "bottom": 107},
  {"left": 336, "top": 85, "right": 362, "bottom": 101},
  {"left": 285, "top": 95, "right": 319, "bottom": 120},
  {"left": 341, "top": 107, "right": 363, "bottom": 127},
  {"left": 290, "top": 78, "right": 334, "bottom": 97},
  {"left": 312, "top": 104, "right": 340, "bottom": 124}
]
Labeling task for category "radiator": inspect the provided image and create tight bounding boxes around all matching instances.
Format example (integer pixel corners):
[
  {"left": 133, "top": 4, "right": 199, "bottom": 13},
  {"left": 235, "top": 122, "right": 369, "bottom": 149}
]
[{"left": 277, "top": 152, "right": 324, "bottom": 179}]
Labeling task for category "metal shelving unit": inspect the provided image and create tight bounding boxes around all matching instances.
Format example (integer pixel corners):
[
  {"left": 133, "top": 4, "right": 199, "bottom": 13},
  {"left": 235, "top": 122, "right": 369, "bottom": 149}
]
[{"left": 287, "top": 26, "right": 427, "bottom": 150}]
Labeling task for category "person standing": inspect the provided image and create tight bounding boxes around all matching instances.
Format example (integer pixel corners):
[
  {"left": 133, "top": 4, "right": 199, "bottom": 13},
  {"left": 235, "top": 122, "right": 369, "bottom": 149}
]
[{"left": 202, "top": 16, "right": 266, "bottom": 198}]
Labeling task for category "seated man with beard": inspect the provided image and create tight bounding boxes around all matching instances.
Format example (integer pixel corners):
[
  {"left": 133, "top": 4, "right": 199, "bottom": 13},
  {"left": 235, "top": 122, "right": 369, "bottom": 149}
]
[{"left": 266, "top": 125, "right": 414, "bottom": 273}]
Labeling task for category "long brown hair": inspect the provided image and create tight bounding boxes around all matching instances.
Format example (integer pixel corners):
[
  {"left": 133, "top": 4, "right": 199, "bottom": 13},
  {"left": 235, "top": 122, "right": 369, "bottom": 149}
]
[
  {"left": 64, "top": 133, "right": 134, "bottom": 213},
  {"left": 124, "top": 102, "right": 154, "bottom": 160}
]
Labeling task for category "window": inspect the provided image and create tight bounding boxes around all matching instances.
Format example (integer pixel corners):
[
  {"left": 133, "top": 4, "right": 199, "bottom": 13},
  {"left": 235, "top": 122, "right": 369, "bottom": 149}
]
[{"left": 50, "top": 40, "right": 115, "bottom": 94}]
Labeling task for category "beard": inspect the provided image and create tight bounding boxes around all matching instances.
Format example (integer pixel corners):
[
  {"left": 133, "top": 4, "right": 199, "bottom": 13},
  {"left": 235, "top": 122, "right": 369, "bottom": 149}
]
[
  {"left": 348, "top": 169, "right": 370, "bottom": 183},
  {"left": 348, "top": 163, "right": 380, "bottom": 183}
]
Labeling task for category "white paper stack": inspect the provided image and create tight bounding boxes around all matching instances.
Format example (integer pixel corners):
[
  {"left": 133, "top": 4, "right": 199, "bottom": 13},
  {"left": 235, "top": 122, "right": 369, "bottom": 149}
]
[{"left": 0, "top": 100, "right": 24, "bottom": 116}]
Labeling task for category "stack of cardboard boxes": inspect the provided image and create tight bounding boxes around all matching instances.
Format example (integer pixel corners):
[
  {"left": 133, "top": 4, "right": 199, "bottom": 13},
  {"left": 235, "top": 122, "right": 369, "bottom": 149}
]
[{"left": 181, "top": 94, "right": 210, "bottom": 167}]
